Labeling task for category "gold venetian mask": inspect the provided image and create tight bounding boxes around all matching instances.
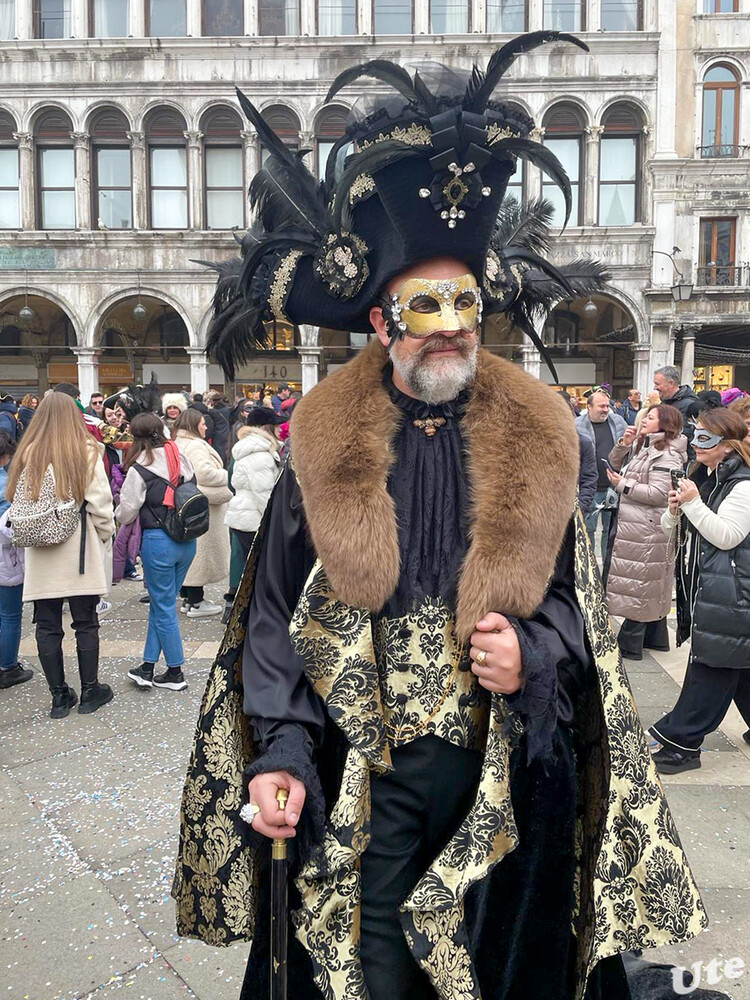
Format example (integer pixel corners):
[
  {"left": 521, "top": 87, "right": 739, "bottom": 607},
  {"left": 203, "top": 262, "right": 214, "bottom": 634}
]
[{"left": 389, "top": 273, "right": 482, "bottom": 339}]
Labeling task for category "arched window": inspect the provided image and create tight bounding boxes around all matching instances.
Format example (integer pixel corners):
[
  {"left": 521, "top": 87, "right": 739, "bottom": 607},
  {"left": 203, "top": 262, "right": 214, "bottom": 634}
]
[
  {"left": 598, "top": 104, "right": 641, "bottom": 226},
  {"left": 314, "top": 106, "right": 352, "bottom": 181},
  {"left": 543, "top": 1, "right": 584, "bottom": 30},
  {"left": 90, "top": 108, "right": 132, "bottom": 229},
  {"left": 486, "top": 0, "right": 526, "bottom": 32},
  {"left": 147, "top": 0, "right": 186, "bottom": 35},
  {"left": 373, "top": 0, "right": 412, "bottom": 33},
  {"left": 203, "top": 0, "right": 243, "bottom": 34},
  {"left": 430, "top": 0, "right": 469, "bottom": 33},
  {"left": 34, "top": 0, "right": 71, "bottom": 38},
  {"left": 701, "top": 64, "right": 740, "bottom": 158},
  {"left": 259, "top": 106, "right": 300, "bottom": 166},
  {"left": 34, "top": 109, "right": 75, "bottom": 230},
  {"left": 89, "top": 0, "right": 129, "bottom": 36},
  {"left": 201, "top": 107, "right": 244, "bottom": 229},
  {"left": 601, "top": 1, "right": 641, "bottom": 30},
  {"left": 542, "top": 104, "right": 583, "bottom": 227},
  {"left": 0, "top": 2, "right": 15, "bottom": 39},
  {"left": 317, "top": 0, "right": 356, "bottom": 34},
  {"left": 259, "top": 0, "right": 299, "bottom": 34},
  {"left": 145, "top": 107, "right": 188, "bottom": 229},
  {"left": 0, "top": 111, "right": 19, "bottom": 228}
]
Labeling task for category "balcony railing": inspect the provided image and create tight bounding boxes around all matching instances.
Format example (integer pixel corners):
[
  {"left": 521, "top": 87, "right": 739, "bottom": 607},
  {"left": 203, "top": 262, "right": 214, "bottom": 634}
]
[
  {"left": 696, "top": 265, "right": 748, "bottom": 287},
  {"left": 699, "top": 143, "right": 740, "bottom": 158}
]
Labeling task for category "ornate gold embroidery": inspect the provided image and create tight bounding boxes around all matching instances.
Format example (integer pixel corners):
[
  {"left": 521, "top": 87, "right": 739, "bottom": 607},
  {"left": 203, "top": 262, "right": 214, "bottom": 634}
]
[
  {"left": 361, "top": 123, "right": 433, "bottom": 148},
  {"left": 348, "top": 172, "right": 376, "bottom": 205},
  {"left": 486, "top": 123, "right": 521, "bottom": 145},
  {"left": 269, "top": 249, "right": 304, "bottom": 323}
]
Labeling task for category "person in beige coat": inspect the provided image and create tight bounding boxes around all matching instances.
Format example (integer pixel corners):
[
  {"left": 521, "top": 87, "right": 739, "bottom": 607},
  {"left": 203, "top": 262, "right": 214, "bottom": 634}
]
[
  {"left": 604, "top": 403, "right": 687, "bottom": 661},
  {"left": 6, "top": 393, "right": 115, "bottom": 718},
  {"left": 173, "top": 408, "right": 232, "bottom": 617}
]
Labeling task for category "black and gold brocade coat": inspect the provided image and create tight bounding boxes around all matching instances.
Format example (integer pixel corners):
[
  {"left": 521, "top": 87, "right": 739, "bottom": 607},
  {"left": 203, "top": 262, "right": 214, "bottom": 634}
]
[{"left": 172, "top": 340, "right": 707, "bottom": 999}]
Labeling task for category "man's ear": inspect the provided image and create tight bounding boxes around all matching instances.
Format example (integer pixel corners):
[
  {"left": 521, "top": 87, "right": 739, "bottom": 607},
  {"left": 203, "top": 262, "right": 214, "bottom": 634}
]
[{"left": 370, "top": 305, "right": 390, "bottom": 348}]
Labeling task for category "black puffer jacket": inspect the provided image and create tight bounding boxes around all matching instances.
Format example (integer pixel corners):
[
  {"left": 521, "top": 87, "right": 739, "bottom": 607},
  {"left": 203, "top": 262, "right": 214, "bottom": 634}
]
[{"left": 677, "top": 456, "right": 750, "bottom": 668}]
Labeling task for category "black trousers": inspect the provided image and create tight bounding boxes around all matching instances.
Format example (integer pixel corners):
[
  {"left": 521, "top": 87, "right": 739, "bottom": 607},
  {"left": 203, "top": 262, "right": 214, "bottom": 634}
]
[
  {"left": 180, "top": 585, "right": 204, "bottom": 605},
  {"left": 33, "top": 595, "right": 100, "bottom": 690},
  {"left": 617, "top": 617, "right": 669, "bottom": 658},
  {"left": 651, "top": 658, "right": 750, "bottom": 753}
]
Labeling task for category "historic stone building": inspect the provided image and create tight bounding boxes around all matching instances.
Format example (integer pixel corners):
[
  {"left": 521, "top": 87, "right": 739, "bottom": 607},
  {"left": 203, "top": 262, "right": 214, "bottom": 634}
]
[{"left": 0, "top": 0, "right": 747, "bottom": 404}]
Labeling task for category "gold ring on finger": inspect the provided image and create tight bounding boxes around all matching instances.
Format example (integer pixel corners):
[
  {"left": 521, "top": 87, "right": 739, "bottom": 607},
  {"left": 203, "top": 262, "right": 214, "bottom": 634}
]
[{"left": 475, "top": 649, "right": 487, "bottom": 667}]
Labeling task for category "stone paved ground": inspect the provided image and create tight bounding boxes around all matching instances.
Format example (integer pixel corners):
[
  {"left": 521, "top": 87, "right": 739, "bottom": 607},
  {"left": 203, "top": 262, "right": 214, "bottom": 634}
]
[{"left": 1, "top": 577, "right": 748, "bottom": 1000}]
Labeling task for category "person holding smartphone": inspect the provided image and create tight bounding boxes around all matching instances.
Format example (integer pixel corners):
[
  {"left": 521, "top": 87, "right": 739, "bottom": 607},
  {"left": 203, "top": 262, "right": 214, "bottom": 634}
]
[
  {"left": 648, "top": 409, "right": 750, "bottom": 774},
  {"left": 603, "top": 404, "right": 687, "bottom": 661}
]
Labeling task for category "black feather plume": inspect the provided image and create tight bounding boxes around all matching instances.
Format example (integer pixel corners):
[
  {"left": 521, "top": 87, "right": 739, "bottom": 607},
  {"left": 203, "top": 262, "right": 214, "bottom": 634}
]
[
  {"left": 413, "top": 70, "right": 438, "bottom": 115},
  {"left": 490, "top": 139, "right": 572, "bottom": 228},
  {"left": 326, "top": 60, "right": 421, "bottom": 107},
  {"left": 465, "top": 32, "right": 589, "bottom": 112},
  {"left": 494, "top": 198, "right": 555, "bottom": 256}
]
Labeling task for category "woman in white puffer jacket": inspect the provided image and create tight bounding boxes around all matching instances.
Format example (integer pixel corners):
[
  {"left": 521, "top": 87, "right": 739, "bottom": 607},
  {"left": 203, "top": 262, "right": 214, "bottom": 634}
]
[{"left": 222, "top": 408, "right": 283, "bottom": 622}]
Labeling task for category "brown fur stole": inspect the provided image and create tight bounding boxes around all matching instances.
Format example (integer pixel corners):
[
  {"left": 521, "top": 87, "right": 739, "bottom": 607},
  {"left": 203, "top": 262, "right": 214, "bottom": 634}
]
[{"left": 290, "top": 339, "right": 579, "bottom": 638}]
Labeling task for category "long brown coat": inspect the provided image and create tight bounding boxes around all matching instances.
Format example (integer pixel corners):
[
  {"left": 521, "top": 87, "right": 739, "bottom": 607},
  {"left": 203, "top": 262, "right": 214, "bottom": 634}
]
[{"left": 606, "top": 432, "right": 687, "bottom": 621}]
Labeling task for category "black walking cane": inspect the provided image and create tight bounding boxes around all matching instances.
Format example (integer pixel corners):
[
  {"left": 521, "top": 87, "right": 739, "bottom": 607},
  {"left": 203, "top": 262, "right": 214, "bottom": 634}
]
[{"left": 270, "top": 787, "right": 289, "bottom": 1000}]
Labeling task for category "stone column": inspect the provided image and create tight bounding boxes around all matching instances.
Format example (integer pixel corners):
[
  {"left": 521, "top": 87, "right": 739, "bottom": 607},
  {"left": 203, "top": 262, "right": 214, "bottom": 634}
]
[
  {"left": 129, "top": 0, "right": 146, "bottom": 36},
  {"left": 518, "top": 335, "right": 542, "bottom": 380},
  {"left": 631, "top": 344, "right": 650, "bottom": 400},
  {"left": 526, "top": 126, "right": 545, "bottom": 201},
  {"left": 245, "top": 0, "right": 259, "bottom": 33},
  {"left": 300, "top": 0, "right": 315, "bottom": 34},
  {"left": 680, "top": 326, "right": 698, "bottom": 389},
  {"left": 586, "top": 0, "right": 600, "bottom": 31},
  {"left": 16, "top": 0, "right": 32, "bottom": 38},
  {"left": 471, "top": 0, "right": 485, "bottom": 32},
  {"left": 358, "top": 0, "right": 372, "bottom": 34},
  {"left": 13, "top": 132, "right": 35, "bottom": 230},
  {"left": 187, "top": 347, "right": 210, "bottom": 393},
  {"left": 241, "top": 129, "right": 259, "bottom": 195},
  {"left": 584, "top": 125, "right": 603, "bottom": 227},
  {"left": 527, "top": 0, "right": 543, "bottom": 31},
  {"left": 298, "top": 131, "right": 315, "bottom": 171},
  {"left": 414, "top": 0, "right": 429, "bottom": 33},
  {"left": 71, "top": 132, "right": 91, "bottom": 230},
  {"left": 298, "top": 346, "right": 323, "bottom": 393},
  {"left": 184, "top": 130, "right": 204, "bottom": 230},
  {"left": 186, "top": 0, "right": 202, "bottom": 35},
  {"left": 128, "top": 131, "right": 147, "bottom": 229},
  {"left": 73, "top": 348, "right": 99, "bottom": 401},
  {"left": 71, "top": 0, "right": 86, "bottom": 37}
]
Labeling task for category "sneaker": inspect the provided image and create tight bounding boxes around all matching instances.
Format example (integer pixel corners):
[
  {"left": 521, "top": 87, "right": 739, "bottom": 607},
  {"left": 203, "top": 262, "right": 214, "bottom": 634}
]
[
  {"left": 0, "top": 662, "right": 34, "bottom": 689},
  {"left": 153, "top": 668, "right": 188, "bottom": 691},
  {"left": 186, "top": 601, "right": 223, "bottom": 618},
  {"left": 139, "top": 593, "right": 151, "bottom": 605},
  {"left": 96, "top": 600, "right": 113, "bottom": 616},
  {"left": 128, "top": 663, "right": 154, "bottom": 688},
  {"left": 179, "top": 600, "right": 190, "bottom": 614},
  {"left": 123, "top": 570, "right": 143, "bottom": 582},
  {"left": 652, "top": 746, "right": 701, "bottom": 775}
]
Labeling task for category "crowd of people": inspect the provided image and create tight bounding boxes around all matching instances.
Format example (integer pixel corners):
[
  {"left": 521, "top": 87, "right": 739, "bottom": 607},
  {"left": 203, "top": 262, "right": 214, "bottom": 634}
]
[
  {"left": 574, "top": 365, "right": 750, "bottom": 773},
  {"left": 0, "top": 379, "right": 294, "bottom": 712},
  {"left": 0, "top": 364, "right": 749, "bottom": 774}
]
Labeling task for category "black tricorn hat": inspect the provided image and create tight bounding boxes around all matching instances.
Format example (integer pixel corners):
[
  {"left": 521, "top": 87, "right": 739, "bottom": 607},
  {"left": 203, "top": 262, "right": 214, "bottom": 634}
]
[{"left": 203, "top": 31, "right": 610, "bottom": 380}]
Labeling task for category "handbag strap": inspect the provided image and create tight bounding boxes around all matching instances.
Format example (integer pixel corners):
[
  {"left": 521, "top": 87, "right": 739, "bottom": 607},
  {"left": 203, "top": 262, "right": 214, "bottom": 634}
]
[{"left": 78, "top": 504, "right": 87, "bottom": 575}]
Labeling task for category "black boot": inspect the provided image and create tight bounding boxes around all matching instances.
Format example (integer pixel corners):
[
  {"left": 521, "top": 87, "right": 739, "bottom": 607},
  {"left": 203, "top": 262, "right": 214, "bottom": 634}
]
[
  {"left": 77, "top": 644, "right": 114, "bottom": 715},
  {"left": 50, "top": 685, "right": 78, "bottom": 719}
]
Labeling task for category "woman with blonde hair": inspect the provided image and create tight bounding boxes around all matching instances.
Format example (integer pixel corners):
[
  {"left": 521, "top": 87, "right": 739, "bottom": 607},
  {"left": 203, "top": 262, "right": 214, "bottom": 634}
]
[
  {"left": 6, "top": 393, "right": 115, "bottom": 718},
  {"left": 173, "top": 408, "right": 231, "bottom": 616}
]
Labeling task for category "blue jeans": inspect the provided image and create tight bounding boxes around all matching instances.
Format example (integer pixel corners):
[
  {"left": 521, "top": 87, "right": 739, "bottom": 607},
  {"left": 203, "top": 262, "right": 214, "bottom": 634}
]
[
  {"left": 0, "top": 583, "right": 23, "bottom": 670},
  {"left": 140, "top": 529, "right": 196, "bottom": 668},
  {"left": 584, "top": 488, "right": 613, "bottom": 563}
]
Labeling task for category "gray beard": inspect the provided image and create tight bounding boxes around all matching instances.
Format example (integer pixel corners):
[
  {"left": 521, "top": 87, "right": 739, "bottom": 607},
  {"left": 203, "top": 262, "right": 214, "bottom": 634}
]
[{"left": 389, "top": 337, "right": 478, "bottom": 404}]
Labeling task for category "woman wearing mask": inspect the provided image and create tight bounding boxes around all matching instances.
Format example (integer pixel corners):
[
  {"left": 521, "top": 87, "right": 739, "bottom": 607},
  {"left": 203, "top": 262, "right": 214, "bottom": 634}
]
[
  {"left": 0, "top": 430, "right": 32, "bottom": 689},
  {"left": 604, "top": 404, "right": 687, "bottom": 661},
  {"left": 6, "top": 393, "right": 114, "bottom": 718},
  {"left": 649, "top": 408, "right": 750, "bottom": 773},
  {"left": 173, "top": 408, "right": 232, "bottom": 617},
  {"left": 115, "top": 413, "right": 196, "bottom": 691},
  {"left": 222, "top": 408, "right": 283, "bottom": 623}
]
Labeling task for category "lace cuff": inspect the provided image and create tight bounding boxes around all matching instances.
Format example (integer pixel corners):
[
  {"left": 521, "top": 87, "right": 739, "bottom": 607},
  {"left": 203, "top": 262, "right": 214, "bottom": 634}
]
[
  {"left": 244, "top": 724, "right": 326, "bottom": 867},
  {"left": 504, "top": 617, "right": 558, "bottom": 766}
]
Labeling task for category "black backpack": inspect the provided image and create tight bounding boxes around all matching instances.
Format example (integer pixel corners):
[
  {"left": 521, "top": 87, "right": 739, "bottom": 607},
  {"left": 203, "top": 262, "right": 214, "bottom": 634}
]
[{"left": 136, "top": 468, "right": 210, "bottom": 542}]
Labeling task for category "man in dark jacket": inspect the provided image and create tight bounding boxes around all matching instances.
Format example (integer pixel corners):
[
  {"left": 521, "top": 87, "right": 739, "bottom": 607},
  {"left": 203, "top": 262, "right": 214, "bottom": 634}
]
[
  {"left": 205, "top": 390, "right": 231, "bottom": 465},
  {"left": 620, "top": 388, "right": 641, "bottom": 426},
  {"left": 578, "top": 433, "right": 597, "bottom": 514},
  {"left": 653, "top": 366, "right": 699, "bottom": 449},
  {"left": 0, "top": 395, "right": 19, "bottom": 440}
]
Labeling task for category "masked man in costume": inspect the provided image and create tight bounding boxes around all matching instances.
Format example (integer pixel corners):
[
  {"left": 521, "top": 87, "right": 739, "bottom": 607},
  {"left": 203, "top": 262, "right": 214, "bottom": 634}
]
[{"left": 173, "top": 32, "right": 711, "bottom": 1000}]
